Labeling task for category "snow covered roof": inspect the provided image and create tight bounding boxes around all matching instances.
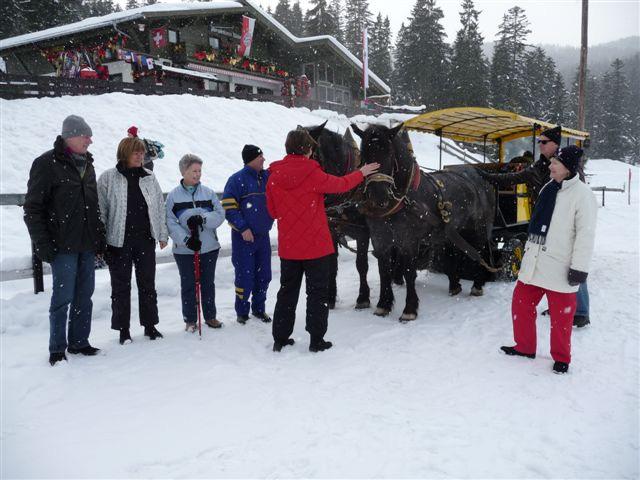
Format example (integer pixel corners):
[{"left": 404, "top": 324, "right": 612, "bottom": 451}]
[
  {"left": 0, "top": 0, "right": 390, "bottom": 94},
  {"left": 161, "top": 64, "right": 218, "bottom": 81},
  {"left": 0, "top": 2, "right": 244, "bottom": 51}
]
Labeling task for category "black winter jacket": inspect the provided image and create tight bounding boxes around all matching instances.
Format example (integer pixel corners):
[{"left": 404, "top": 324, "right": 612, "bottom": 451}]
[
  {"left": 24, "top": 136, "right": 106, "bottom": 257},
  {"left": 479, "top": 154, "right": 551, "bottom": 202}
]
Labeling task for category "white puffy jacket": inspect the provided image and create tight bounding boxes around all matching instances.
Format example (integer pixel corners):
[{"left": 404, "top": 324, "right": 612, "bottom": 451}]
[{"left": 518, "top": 175, "right": 598, "bottom": 293}]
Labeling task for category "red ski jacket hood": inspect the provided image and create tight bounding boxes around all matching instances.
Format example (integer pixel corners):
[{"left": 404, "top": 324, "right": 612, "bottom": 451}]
[{"left": 266, "top": 154, "right": 364, "bottom": 260}]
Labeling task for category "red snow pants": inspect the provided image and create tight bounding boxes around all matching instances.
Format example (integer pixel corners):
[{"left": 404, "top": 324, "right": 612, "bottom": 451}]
[{"left": 511, "top": 281, "right": 577, "bottom": 363}]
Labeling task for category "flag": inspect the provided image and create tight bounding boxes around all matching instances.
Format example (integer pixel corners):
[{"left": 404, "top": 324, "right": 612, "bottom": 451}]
[
  {"left": 237, "top": 16, "right": 256, "bottom": 58},
  {"left": 146, "top": 57, "right": 155, "bottom": 70},
  {"left": 151, "top": 27, "right": 168, "bottom": 49},
  {"left": 362, "top": 27, "right": 369, "bottom": 94}
]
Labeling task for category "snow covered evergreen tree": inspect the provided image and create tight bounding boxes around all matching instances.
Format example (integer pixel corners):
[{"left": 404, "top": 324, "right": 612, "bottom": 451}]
[
  {"left": 328, "top": 0, "right": 344, "bottom": 42},
  {"left": 490, "top": 6, "right": 531, "bottom": 112},
  {"left": 548, "top": 72, "right": 568, "bottom": 125},
  {"left": 449, "top": 0, "right": 489, "bottom": 107},
  {"left": 391, "top": 22, "right": 413, "bottom": 104},
  {"left": 369, "top": 13, "right": 392, "bottom": 83},
  {"left": 290, "top": 1, "right": 304, "bottom": 36},
  {"left": 520, "top": 47, "right": 559, "bottom": 119},
  {"left": 392, "top": 0, "right": 449, "bottom": 109},
  {"left": 305, "top": 0, "right": 341, "bottom": 39},
  {"left": 1, "top": 0, "right": 84, "bottom": 38},
  {"left": 274, "top": 0, "right": 293, "bottom": 30},
  {"left": 597, "top": 59, "right": 632, "bottom": 161},
  {"left": 626, "top": 53, "right": 640, "bottom": 164},
  {"left": 81, "top": 0, "right": 119, "bottom": 18},
  {"left": 125, "top": 0, "right": 140, "bottom": 9},
  {"left": 343, "top": 0, "right": 372, "bottom": 57}
]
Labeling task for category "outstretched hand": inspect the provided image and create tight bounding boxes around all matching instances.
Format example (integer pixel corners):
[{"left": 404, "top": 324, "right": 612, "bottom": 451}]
[{"left": 360, "top": 162, "right": 380, "bottom": 177}]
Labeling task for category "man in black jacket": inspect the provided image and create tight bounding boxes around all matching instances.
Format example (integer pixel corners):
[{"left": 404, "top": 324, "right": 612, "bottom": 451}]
[
  {"left": 24, "top": 115, "right": 106, "bottom": 366},
  {"left": 479, "top": 125, "right": 562, "bottom": 203}
]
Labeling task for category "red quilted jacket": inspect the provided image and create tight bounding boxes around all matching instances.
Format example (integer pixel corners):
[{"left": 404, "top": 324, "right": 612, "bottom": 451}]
[{"left": 266, "top": 154, "right": 364, "bottom": 260}]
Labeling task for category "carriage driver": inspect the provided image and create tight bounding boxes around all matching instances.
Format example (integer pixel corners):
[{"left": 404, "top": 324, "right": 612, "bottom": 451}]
[{"left": 222, "top": 145, "right": 274, "bottom": 325}]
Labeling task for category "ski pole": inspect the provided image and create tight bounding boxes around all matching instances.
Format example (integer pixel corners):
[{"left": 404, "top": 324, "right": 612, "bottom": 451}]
[{"left": 194, "top": 248, "right": 202, "bottom": 339}]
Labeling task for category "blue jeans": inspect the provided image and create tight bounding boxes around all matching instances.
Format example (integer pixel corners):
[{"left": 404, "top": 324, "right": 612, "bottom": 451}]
[
  {"left": 174, "top": 250, "right": 219, "bottom": 322},
  {"left": 576, "top": 281, "right": 589, "bottom": 316},
  {"left": 49, "top": 252, "right": 95, "bottom": 353}
]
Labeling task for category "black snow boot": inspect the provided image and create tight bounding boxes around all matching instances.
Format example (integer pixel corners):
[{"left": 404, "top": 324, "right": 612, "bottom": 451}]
[
  {"left": 119, "top": 328, "right": 132, "bottom": 345},
  {"left": 573, "top": 315, "right": 590, "bottom": 328},
  {"left": 67, "top": 345, "right": 100, "bottom": 356},
  {"left": 553, "top": 361, "right": 569, "bottom": 374},
  {"left": 253, "top": 312, "right": 272, "bottom": 323},
  {"left": 309, "top": 339, "right": 333, "bottom": 353},
  {"left": 144, "top": 326, "right": 163, "bottom": 340},
  {"left": 273, "top": 338, "right": 295, "bottom": 352},
  {"left": 237, "top": 315, "right": 249, "bottom": 325},
  {"left": 49, "top": 352, "right": 67, "bottom": 366},
  {"left": 500, "top": 346, "right": 535, "bottom": 359}
]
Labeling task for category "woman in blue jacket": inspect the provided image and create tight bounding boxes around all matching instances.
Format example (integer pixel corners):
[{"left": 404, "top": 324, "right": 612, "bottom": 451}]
[{"left": 166, "top": 154, "right": 225, "bottom": 331}]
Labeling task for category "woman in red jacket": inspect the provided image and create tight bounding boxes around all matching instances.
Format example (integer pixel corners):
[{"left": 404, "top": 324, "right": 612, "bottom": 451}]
[{"left": 266, "top": 129, "right": 379, "bottom": 353}]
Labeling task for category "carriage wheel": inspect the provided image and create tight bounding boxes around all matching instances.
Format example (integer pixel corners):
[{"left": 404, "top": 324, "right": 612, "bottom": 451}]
[{"left": 499, "top": 238, "right": 524, "bottom": 281}]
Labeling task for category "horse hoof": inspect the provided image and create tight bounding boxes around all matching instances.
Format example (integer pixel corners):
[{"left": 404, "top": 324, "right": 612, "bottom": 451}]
[
  {"left": 374, "top": 308, "right": 390, "bottom": 317},
  {"left": 470, "top": 287, "right": 484, "bottom": 297},
  {"left": 355, "top": 301, "right": 371, "bottom": 310},
  {"left": 449, "top": 285, "right": 462, "bottom": 296},
  {"left": 399, "top": 313, "right": 417, "bottom": 322}
]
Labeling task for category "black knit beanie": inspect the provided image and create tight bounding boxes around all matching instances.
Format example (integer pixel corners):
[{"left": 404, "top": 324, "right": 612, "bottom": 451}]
[
  {"left": 540, "top": 125, "right": 562, "bottom": 145},
  {"left": 557, "top": 145, "right": 583, "bottom": 174},
  {"left": 242, "top": 145, "right": 263, "bottom": 164}
]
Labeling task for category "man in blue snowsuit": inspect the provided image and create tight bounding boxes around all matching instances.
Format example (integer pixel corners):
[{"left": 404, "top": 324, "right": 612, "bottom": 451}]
[{"left": 222, "top": 145, "right": 274, "bottom": 324}]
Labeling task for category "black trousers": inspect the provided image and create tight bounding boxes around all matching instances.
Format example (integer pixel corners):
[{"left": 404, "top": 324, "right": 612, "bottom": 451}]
[
  {"left": 272, "top": 255, "right": 331, "bottom": 343},
  {"left": 107, "top": 236, "right": 159, "bottom": 330}
]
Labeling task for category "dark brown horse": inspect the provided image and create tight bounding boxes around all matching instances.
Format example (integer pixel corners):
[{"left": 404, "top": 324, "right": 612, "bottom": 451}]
[{"left": 352, "top": 123, "right": 496, "bottom": 321}]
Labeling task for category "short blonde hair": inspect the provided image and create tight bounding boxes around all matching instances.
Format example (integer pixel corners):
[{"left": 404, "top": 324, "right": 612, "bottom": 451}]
[{"left": 117, "top": 137, "right": 146, "bottom": 164}]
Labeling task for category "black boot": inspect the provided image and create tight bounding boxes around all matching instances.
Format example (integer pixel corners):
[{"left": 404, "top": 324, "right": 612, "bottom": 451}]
[
  {"left": 144, "top": 326, "right": 163, "bottom": 340},
  {"left": 237, "top": 315, "right": 249, "bottom": 325},
  {"left": 553, "top": 361, "right": 569, "bottom": 374},
  {"left": 500, "top": 346, "right": 535, "bottom": 359},
  {"left": 67, "top": 345, "right": 100, "bottom": 356},
  {"left": 573, "top": 315, "right": 590, "bottom": 328},
  {"left": 309, "top": 339, "right": 333, "bottom": 353},
  {"left": 49, "top": 352, "right": 67, "bottom": 366},
  {"left": 252, "top": 312, "right": 272, "bottom": 323},
  {"left": 273, "top": 338, "right": 295, "bottom": 352},
  {"left": 119, "top": 328, "right": 132, "bottom": 345}
]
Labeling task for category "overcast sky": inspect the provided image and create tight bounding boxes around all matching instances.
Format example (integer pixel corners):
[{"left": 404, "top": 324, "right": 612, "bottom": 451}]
[{"left": 254, "top": 0, "right": 639, "bottom": 47}]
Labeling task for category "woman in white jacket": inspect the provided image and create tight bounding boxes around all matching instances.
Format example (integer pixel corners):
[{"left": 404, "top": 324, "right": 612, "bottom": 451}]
[
  {"left": 98, "top": 137, "right": 168, "bottom": 345},
  {"left": 501, "top": 145, "right": 597, "bottom": 374}
]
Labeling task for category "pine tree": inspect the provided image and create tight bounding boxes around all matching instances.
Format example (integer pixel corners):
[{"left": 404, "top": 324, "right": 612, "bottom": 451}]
[
  {"left": 306, "top": 0, "right": 340, "bottom": 38},
  {"left": 490, "top": 6, "right": 531, "bottom": 112},
  {"left": 81, "top": 0, "right": 118, "bottom": 18},
  {"left": 393, "top": 0, "right": 450, "bottom": 109},
  {"left": 343, "top": 0, "right": 372, "bottom": 57},
  {"left": 290, "top": 1, "right": 304, "bottom": 36},
  {"left": 449, "top": 0, "right": 489, "bottom": 107},
  {"left": 520, "top": 47, "right": 558, "bottom": 119},
  {"left": 391, "top": 22, "right": 412, "bottom": 104},
  {"left": 626, "top": 53, "right": 640, "bottom": 164},
  {"left": 125, "top": 0, "right": 140, "bottom": 9},
  {"left": 548, "top": 72, "right": 568, "bottom": 125},
  {"left": 598, "top": 59, "right": 632, "bottom": 161},
  {"left": 328, "top": 0, "right": 344, "bottom": 42},
  {"left": 274, "top": 0, "right": 293, "bottom": 30},
  {"left": 144, "top": 0, "right": 158, "bottom": 4},
  {"left": 368, "top": 13, "right": 392, "bottom": 83},
  {"left": 1, "top": 0, "right": 84, "bottom": 37}
]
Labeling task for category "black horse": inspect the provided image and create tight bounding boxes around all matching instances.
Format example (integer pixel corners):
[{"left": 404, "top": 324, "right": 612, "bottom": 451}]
[
  {"left": 352, "top": 123, "right": 496, "bottom": 321},
  {"left": 299, "top": 122, "right": 373, "bottom": 309}
]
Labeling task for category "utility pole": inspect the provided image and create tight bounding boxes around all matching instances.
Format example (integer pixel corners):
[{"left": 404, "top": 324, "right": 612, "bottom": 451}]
[{"left": 577, "top": 0, "right": 589, "bottom": 130}]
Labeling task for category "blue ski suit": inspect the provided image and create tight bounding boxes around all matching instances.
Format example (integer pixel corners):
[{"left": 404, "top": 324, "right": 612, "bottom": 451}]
[{"left": 222, "top": 166, "right": 274, "bottom": 316}]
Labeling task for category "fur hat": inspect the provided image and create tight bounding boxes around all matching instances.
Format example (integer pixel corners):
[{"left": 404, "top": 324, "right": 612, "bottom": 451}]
[
  {"left": 557, "top": 145, "right": 583, "bottom": 174},
  {"left": 540, "top": 125, "right": 561, "bottom": 145}
]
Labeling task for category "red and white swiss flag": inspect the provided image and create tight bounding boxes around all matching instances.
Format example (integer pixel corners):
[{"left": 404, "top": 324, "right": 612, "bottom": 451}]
[
  {"left": 237, "top": 16, "right": 256, "bottom": 58},
  {"left": 151, "top": 27, "right": 168, "bottom": 49}
]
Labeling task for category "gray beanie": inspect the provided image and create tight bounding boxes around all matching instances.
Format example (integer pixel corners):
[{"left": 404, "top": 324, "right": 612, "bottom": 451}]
[{"left": 61, "top": 115, "right": 92, "bottom": 139}]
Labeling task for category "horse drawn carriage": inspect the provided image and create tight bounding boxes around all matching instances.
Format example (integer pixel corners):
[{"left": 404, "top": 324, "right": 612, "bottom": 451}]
[{"left": 403, "top": 107, "right": 590, "bottom": 282}]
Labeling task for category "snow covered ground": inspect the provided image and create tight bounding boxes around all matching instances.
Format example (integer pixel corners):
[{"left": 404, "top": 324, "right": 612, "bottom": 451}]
[{"left": 1, "top": 94, "right": 638, "bottom": 478}]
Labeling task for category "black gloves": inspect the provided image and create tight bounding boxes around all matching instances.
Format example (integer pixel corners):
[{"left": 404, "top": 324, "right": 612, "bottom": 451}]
[
  {"left": 35, "top": 243, "right": 57, "bottom": 263},
  {"left": 186, "top": 236, "right": 202, "bottom": 252},
  {"left": 187, "top": 215, "right": 204, "bottom": 231},
  {"left": 568, "top": 269, "right": 588, "bottom": 286}
]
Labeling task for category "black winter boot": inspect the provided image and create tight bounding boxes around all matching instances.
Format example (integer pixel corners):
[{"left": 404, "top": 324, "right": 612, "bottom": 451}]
[
  {"left": 309, "top": 339, "right": 333, "bottom": 353},
  {"left": 67, "top": 345, "right": 100, "bottom": 356},
  {"left": 119, "top": 328, "right": 132, "bottom": 345},
  {"left": 253, "top": 312, "right": 272, "bottom": 323},
  {"left": 273, "top": 338, "right": 295, "bottom": 352},
  {"left": 553, "top": 361, "right": 569, "bottom": 374},
  {"left": 573, "top": 315, "right": 590, "bottom": 328},
  {"left": 144, "top": 326, "right": 163, "bottom": 340},
  {"left": 237, "top": 315, "right": 249, "bottom": 325},
  {"left": 49, "top": 352, "right": 67, "bottom": 366},
  {"left": 500, "top": 346, "right": 535, "bottom": 359}
]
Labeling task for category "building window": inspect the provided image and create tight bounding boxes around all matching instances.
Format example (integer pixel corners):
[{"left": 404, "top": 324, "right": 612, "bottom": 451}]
[
  {"left": 168, "top": 30, "right": 178, "bottom": 43},
  {"left": 326, "top": 66, "right": 334, "bottom": 84},
  {"left": 209, "top": 37, "right": 220, "bottom": 49}
]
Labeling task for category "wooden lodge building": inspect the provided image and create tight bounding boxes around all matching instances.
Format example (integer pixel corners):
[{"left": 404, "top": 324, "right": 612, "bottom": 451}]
[{"left": 0, "top": 0, "right": 390, "bottom": 106}]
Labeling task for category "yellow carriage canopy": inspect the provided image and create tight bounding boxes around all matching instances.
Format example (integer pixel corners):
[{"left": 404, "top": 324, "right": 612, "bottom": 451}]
[{"left": 404, "top": 107, "right": 589, "bottom": 144}]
